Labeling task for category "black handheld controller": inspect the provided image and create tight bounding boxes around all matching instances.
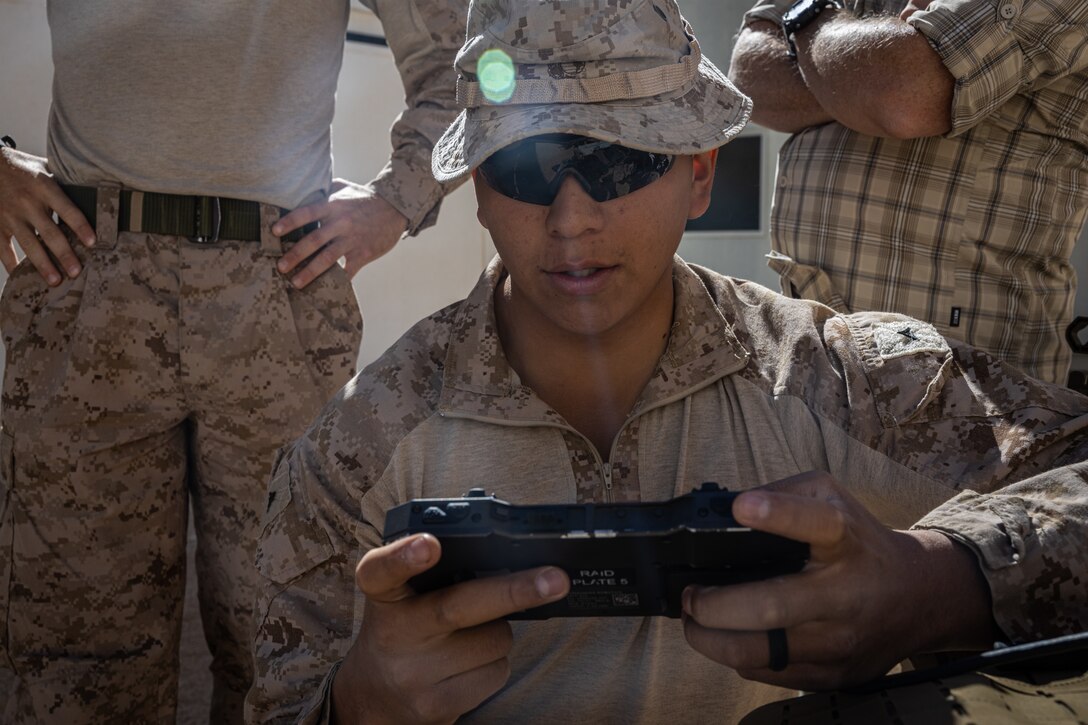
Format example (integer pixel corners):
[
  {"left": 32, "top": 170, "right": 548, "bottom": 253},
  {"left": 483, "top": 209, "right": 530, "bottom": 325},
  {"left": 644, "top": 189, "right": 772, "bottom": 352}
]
[{"left": 382, "top": 483, "right": 809, "bottom": 619}]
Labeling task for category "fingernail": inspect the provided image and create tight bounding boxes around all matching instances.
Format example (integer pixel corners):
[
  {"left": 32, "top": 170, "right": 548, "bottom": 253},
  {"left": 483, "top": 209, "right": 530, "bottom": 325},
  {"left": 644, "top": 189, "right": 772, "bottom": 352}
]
[
  {"left": 67, "top": 265, "right": 81, "bottom": 278},
  {"left": 739, "top": 492, "right": 771, "bottom": 521},
  {"left": 272, "top": 224, "right": 282, "bottom": 235},
  {"left": 535, "top": 568, "right": 564, "bottom": 599},
  {"left": 291, "top": 277, "right": 303, "bottom": 289},
  {"left": 84, "top": 236, "right": 96, "bottom": 247},
  {"left": 406, "top": 537, "right": 431, "bottom": 566},
  {"left": 47, "top": 273, "right": 61, "bottom": 285},
  {"left": 277, "top": 261, "right": 287, "bottom": 273}
]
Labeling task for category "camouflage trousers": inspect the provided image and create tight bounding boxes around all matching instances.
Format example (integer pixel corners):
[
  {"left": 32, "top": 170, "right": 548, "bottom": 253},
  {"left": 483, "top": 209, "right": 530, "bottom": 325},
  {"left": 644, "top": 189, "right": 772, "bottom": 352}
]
[{"left": 0, "top": 188, "right": 362, "bottom": 723}]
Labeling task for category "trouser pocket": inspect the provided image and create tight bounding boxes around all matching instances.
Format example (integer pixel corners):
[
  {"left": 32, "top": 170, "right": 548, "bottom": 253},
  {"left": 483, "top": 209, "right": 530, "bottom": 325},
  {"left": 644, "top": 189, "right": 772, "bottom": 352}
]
[{"left": 285, "top": 260, "right": 363, "bottom": 397}]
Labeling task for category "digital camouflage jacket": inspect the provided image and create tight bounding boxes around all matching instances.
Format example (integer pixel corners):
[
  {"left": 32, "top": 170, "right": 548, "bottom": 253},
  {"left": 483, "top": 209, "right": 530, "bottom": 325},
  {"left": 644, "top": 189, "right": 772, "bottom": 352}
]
[{"left": 247, "top": 257, "right": 1088, "bottom": 723}]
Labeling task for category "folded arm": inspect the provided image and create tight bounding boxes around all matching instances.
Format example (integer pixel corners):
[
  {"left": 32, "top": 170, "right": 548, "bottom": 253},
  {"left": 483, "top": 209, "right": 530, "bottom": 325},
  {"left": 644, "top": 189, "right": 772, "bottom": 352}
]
[{"left": 730, "top": 10, "right": 953, "bottom": 138}]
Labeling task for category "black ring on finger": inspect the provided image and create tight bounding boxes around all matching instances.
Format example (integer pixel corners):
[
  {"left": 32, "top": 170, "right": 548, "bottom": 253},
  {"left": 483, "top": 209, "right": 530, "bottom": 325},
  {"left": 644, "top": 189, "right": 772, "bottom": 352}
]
[{"left": 768, "top": 628, "right": 788, "bottom": 671}]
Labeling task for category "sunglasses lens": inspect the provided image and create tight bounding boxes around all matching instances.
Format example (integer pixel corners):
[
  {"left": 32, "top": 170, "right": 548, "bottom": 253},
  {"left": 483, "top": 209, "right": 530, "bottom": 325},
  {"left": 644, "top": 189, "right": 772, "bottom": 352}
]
[{"left": 478, "top": 134, "right": 673, "bottom": 205}]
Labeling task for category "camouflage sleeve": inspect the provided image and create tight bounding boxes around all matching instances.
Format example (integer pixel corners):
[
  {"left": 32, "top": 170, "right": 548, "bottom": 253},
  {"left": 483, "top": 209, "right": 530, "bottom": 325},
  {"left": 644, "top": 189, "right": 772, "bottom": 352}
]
[
  {"left": 246, "top": 339, "right": 443, "bottom": 722},
  {"left": 359, "top": 0, "right": 468, "bottom": 235},
  {"left": 819, "top": 312, "right": 1088, "bottom": 644},
  {"left": 913, "top": 461, "right": 1088, "bottom": 642},
  {"left": 245, "top": 441, "right": 367, "bottom": 724}
]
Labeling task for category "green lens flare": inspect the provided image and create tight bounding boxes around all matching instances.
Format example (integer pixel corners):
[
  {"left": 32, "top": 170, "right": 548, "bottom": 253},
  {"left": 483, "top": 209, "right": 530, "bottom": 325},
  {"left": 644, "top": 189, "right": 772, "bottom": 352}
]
[{"left": 479, "top": 49, "right": 515, "bottom": 103}]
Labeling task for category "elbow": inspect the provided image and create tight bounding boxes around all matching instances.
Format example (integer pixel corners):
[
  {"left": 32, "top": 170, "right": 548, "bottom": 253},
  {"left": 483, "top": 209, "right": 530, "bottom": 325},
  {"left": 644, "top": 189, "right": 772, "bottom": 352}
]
[
  {"left": 870, "top": 105, "right": 952, "bottom": 140},
  {"left": 865, "top": 67, "right": 955, "bottom": 139},
  {"left": 729, "top": 81, "right": 792, "bottom": 132},
  {"left": 729, "top": 73, "right": 818, "bottom": 134},
  {"left": 750, "top": 107, "right": 818, "bottom": 135}
]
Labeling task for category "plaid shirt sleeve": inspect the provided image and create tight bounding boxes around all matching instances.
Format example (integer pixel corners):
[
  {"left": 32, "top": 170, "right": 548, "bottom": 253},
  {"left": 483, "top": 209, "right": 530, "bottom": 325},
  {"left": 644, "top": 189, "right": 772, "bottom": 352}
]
[
  {"left": 358, "top": 0, "right": 468, "bottom": 235},
  {"left": 908, "top": 0, "right": 1088, "bottom": 135}
]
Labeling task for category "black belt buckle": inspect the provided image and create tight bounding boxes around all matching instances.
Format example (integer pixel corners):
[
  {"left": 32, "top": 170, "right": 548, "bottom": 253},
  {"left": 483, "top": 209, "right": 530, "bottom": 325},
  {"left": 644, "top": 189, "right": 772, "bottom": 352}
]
[{"left": 190, "top": 196, "right": 222, "bottom": 244}]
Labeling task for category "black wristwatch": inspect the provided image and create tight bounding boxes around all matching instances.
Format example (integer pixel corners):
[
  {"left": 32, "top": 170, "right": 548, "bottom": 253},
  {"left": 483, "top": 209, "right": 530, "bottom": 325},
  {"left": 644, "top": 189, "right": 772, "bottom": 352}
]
[
  {"left": 781, "top": 0, "right": 843, "bottom": 59},
  {"left": 0, "top": 135, "right": 15, "bottom": 150}
]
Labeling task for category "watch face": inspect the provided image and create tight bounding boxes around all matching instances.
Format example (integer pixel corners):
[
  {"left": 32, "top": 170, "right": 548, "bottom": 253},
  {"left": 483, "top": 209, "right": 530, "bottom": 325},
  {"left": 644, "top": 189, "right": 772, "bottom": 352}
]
[
  {"left": 783, "top": 0, "right": 839, "bottom": 33},
  {"left": 783, "top": 0, "right": 810, "bottom": 24}
]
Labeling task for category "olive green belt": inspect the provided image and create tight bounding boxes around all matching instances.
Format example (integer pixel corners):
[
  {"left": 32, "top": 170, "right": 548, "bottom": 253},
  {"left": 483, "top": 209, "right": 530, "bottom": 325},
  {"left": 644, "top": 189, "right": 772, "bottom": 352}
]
[{"left": 61, "top": 185, "right": 318, "bottom": 244}]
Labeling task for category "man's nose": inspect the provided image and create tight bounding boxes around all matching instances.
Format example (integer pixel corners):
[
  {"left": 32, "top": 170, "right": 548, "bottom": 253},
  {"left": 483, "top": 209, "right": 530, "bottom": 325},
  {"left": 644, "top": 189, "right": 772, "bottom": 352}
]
[{"left": 546, "top": 175, "right": 604, "bottom": 239}]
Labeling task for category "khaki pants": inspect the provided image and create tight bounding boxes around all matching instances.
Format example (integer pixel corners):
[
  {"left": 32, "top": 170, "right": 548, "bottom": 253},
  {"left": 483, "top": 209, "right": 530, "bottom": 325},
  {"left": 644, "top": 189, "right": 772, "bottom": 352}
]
[{"left": 0, "top": 189, "right": 362, "bottom": 723}]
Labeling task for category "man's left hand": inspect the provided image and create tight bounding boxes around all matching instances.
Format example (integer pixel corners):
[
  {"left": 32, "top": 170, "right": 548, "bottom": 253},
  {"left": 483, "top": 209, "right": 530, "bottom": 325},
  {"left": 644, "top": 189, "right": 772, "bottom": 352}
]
[
  {"left": 681, "top": 471, "right": 995, "bottom": 690},
  {"left": 273, "top": 179, "right": 408, "bottom": 289}
]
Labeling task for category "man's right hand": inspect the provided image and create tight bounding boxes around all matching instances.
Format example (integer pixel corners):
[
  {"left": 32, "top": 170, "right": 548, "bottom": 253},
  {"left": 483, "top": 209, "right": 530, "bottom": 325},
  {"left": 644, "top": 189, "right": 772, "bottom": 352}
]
[
  {"left": 331, "top": 533, "right": 570, "bottom": 725},
  {"left": 0, "top": 147, "right": 95, "bottom": 285}
]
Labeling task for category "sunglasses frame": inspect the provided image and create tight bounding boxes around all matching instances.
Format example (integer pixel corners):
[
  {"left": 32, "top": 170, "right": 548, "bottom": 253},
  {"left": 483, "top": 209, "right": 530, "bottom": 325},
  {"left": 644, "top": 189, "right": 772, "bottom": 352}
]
[{"left": 477, "top": 134, "right": 675, "bottom": 206}]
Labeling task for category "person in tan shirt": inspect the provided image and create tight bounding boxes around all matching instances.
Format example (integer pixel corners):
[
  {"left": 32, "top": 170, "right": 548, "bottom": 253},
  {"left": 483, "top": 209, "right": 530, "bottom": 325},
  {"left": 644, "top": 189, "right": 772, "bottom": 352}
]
[{"left": 248, "top": 1, "right": 1088, "bottom": 723}]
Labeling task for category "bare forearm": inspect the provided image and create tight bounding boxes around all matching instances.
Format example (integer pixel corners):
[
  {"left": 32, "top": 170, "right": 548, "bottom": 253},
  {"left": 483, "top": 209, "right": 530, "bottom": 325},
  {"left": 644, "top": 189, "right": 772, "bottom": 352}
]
[
  {"left": 898, "top": 530, "right": 1000, "bottom": 654},
  {"left": 794, "top": 11, "right": 953, "bottom": 138},
  {"left": 729, "top": 22, "right": 834, "bottom": 133}
]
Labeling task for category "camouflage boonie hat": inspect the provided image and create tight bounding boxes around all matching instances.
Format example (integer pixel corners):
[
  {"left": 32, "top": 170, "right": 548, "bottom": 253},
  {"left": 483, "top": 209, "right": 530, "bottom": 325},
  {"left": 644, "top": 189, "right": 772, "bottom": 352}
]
[{"left": 432, "top": 0, "right": 753, "bottom": 183}]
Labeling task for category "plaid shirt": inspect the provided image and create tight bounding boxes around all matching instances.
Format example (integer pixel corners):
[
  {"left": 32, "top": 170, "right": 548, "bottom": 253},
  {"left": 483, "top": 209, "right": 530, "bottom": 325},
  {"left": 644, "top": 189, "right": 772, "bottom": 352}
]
[{"left": 745, "top": 0, "right": 1088, "bottom": 384}]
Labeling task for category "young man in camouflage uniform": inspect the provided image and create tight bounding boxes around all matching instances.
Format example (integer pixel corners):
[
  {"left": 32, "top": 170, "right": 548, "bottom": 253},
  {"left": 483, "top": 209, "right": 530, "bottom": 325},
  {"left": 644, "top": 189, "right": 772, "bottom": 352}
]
[
  {"left": 247, "top": 0, "right": 1088, "bottom": 722},
  {"left": 0, "top": 1, "right": 466, "bottom": 722}
]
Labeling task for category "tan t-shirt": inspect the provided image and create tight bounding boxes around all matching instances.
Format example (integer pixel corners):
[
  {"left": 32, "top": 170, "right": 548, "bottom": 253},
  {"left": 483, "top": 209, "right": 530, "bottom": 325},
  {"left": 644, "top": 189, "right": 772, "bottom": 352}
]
[{"left": 45, "top": 0, "right": 464, "bottom": 229}]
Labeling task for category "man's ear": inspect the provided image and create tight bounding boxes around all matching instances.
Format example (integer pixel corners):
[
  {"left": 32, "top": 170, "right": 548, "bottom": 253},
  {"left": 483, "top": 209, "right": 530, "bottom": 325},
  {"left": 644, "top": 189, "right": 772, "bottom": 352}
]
[
  {"left": 687, "top": 148, "right": 719, "bottom": 220},
  {"left": 471, "top": 170, "right": 490, "bottom": 230}
]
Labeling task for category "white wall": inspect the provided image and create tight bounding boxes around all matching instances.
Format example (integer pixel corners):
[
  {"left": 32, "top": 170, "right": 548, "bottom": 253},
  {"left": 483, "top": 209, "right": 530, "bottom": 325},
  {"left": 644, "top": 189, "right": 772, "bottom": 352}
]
[
  {"left": 1, "top": 0, "right": 52, "bottom": 154},
  {"left": 674, "top": 0, "right": 782, "bottom": 291},
  {"left": 333, "top": 12, "right": 492, "bottom": 365}
]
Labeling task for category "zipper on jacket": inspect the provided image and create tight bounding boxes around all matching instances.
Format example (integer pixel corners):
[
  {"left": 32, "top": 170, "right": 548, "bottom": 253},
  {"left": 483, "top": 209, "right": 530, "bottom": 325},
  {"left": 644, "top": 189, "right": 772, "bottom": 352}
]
[
  {"left": 442, "top": 409, "right": 622, "bottom": 502},
  {"left": 601, "top": 460, "right": 614, "bottom": 503}
]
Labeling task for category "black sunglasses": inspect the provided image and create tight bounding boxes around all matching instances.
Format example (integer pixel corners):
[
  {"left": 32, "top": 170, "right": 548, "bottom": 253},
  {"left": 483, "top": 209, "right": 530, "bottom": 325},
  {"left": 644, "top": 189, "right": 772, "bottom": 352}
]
[{"left": 477, "top": 134, "right": 675, "bottom": 206}]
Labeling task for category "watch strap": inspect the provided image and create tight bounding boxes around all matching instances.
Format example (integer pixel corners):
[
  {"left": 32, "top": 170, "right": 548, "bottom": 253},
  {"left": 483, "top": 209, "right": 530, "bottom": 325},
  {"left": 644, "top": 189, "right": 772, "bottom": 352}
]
[{"left": 781, "top": 0, "right": 843, "bottom": 59}]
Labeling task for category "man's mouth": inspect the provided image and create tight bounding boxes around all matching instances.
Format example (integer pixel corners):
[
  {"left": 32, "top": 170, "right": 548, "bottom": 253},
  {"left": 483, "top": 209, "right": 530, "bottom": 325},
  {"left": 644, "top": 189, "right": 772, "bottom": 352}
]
[
  {"left": 563, "top": 268, "right": 600, "bottom": 278},
  {"left": 545, "top": 263, "right": 616, "bottom": 293}
]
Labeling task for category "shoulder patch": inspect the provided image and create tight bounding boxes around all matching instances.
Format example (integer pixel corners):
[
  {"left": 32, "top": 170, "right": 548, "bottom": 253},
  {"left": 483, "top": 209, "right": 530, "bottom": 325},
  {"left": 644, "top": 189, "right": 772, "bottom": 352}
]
[{"left": 871, "top": 321, "right": 949, "bottom": 360}]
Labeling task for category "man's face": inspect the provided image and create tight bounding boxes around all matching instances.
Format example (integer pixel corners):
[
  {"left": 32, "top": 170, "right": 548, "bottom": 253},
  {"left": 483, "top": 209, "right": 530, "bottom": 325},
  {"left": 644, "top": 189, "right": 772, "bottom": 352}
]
[{"left": 474, "top": 137, "right": 717, "bottom": 341}]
